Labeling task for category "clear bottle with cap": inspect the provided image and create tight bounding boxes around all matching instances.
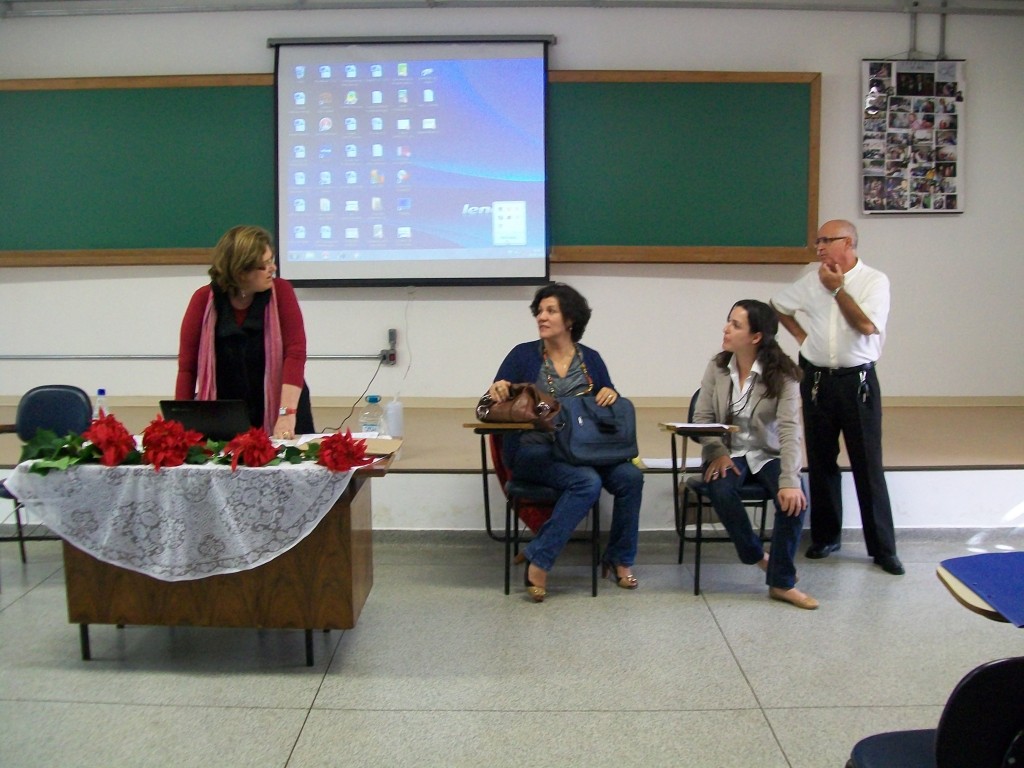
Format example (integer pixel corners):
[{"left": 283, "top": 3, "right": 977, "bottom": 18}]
[
  {"left": 92, "top": 388, "right": 108, "bottom": 419},
  {"left": 359, "top": 394, "right": 386, "bottom": 435}
]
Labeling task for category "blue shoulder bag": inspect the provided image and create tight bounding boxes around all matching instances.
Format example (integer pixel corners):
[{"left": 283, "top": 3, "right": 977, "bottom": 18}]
[{"left": 552, "top": 396, "right": 638, "bottom": 466}]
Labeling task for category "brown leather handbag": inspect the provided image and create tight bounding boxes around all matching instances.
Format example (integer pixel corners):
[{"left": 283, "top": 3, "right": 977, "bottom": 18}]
[{"left": 476, "top": 383, "right": 561, "bottom": 432}]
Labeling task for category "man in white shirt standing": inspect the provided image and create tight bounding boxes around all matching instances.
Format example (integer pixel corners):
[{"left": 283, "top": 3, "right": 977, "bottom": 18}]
[{"left": 771, "top": 219, "right": 903, "bottom": 575}]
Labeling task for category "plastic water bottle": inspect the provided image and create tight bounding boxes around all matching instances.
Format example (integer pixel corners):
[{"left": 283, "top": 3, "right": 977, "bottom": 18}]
[
  {"left": 359, "top": 394, "right": 385, "bottom": 435},
  {"left": 92, "top": 388, "right": 108, "bottom": 419},
  {"left": 384, "top": 398, "right": 404, "bottom": 438}
]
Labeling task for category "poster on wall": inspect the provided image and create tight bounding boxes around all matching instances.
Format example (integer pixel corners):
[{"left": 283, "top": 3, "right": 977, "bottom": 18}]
[{"left": 861, "top": 59, "right": 965, "bottom": 214}]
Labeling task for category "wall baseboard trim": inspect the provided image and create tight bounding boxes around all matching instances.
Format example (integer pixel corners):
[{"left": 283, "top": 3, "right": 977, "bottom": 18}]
[{"left": 2, "top": 395, "right": 1022, "bottom": 409}]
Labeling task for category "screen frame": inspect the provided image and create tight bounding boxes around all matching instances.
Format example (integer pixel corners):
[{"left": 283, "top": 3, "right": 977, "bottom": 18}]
[{"left": 269, "top": 35, "right": 555, "bottom": 288}]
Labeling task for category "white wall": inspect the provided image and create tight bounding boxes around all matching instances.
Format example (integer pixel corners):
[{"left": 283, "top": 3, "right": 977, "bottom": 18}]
[
  {"left": 371, "top": 469, "right": 1024, "bottom": 531},
  {"left": 1, "top": 8, "right": 1023, "bottom": 402}
]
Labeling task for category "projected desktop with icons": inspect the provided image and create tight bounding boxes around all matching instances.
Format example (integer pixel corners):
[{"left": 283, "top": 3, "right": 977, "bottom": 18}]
[{"left": 274, "top": 38, "right": 551, "bottom": 286}]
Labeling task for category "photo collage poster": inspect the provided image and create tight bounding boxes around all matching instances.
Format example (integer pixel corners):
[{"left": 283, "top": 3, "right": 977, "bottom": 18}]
[{"left": 861, "top": 59, "right": 965, "bottom": 214}]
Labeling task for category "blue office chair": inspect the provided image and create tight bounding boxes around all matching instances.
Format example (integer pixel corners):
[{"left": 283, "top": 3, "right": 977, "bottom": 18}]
[
  {"left": 846, "top": 655, "right": 1024, "bottom": 768},
  {"left": 0, "top": 384, "right": 93, "bottom": 562},
  {"left": 676, "top": 389, "right": 770, "bottom": 595}
]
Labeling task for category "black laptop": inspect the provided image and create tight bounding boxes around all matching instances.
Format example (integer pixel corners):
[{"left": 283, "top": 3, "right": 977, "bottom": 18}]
[{"left": 159, "top": 399, "right": 252, "bottom": 441}]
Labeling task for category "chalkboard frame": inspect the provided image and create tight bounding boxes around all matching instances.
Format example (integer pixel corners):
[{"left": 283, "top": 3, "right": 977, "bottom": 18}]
[{"left": 0, "top": 70, "right": 819, "bottom": 268}]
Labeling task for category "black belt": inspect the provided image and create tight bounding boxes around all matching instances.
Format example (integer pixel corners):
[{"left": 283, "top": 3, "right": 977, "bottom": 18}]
[{"left": 799, "top": 356, "right": 875, "bottom": 377}]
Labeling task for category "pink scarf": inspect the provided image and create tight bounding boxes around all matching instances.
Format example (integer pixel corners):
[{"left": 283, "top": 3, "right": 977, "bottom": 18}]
[{"left": 196, "top": 284, "right": 284, "bottom": 434}]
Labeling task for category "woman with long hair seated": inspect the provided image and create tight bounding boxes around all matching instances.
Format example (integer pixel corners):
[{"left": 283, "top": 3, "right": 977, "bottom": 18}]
[
  {"left": 486, "top": 283, "right": 643, "bottom": 602},
  {"left": 693, "top": 299, "right": 818, "bottom": 609}
]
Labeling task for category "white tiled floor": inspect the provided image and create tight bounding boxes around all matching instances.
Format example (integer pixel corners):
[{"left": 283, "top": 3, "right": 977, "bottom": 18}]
[{"left": 1, "top": 529, "right": 1021, "bottom": 767}]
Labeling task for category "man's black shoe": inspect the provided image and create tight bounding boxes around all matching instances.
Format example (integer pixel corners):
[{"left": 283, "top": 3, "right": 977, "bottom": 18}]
[
  {"left": 806, "top": 543, "right": 841, "bottom": 559},
  {"left": 874, "top": 555, "right": 905, "bottom": 575}
]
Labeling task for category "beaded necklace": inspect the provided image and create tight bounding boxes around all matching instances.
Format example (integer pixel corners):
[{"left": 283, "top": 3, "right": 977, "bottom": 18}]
[
  {"left": 728, "top": 373, "right": 758, "bottom": 420},
  {"left": 542, "top": 343, "right": 593, "bottom": 397}
]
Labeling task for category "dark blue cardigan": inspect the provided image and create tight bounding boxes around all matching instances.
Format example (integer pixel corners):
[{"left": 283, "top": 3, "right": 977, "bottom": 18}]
[
  {"left": 492, "top": 340, "right": 616, "bottom": 463},
  {"left": 493, "top": 340, "right": 615, "bottom": 392}
]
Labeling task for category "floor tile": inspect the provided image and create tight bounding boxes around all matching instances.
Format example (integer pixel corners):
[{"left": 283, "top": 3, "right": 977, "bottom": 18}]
[
  {"left": 0, "top": 573, "right": 342, "bottom": 708},
  {"left": 0, "top": 699, "right": 305, "bottom": 768},
  {"left": 767, "top": 705, "right": 942, "bottom": 768},
  {"left": 290, "top": 709, "right": 791, "bottom": 768},
  {"left": 317, "top": 558, "right": 758, "bottom": 712},
  {"left": 0, "top": 531, "right": 1019, "bottom": 768}
]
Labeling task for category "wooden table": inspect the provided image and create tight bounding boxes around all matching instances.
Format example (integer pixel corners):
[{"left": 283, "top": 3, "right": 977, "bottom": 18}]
[
  {"left": 63, "top": 469, "right": 378, "bottom": 665},
  {"left": 7, "top": 459, "right": 388, "bottom": 666}
]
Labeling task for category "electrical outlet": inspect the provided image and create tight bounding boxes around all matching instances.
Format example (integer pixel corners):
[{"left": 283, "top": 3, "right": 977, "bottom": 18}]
[{"left": 388, "top": 328, "right": 397, "bottom": 347}]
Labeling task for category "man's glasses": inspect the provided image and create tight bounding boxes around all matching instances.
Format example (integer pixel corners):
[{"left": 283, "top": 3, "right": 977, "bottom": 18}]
[{"left": 814, "top": 236, "right": 848, "bottom": 246}]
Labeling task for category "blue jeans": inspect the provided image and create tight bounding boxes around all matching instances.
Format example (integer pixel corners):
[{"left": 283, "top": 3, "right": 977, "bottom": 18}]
[
  {"left": 701, "top": 456, "right": 805, "bottom": 589},
  {"left": 512, "top": 442, "right": 644, "bottom": 572}
]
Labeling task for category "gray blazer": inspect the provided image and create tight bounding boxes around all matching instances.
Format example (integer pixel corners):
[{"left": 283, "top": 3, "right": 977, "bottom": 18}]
[{"left": 693, "top": 358, "right": 804, "bottom": 489}]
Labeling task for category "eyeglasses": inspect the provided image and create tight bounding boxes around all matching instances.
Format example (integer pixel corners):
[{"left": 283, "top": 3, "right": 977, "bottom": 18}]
[
  {"left": 814, "top": 236, "right": 848, "bottom": 246},
  {"left": 256, "top": 258, "right": 276, "bottom": 271}
]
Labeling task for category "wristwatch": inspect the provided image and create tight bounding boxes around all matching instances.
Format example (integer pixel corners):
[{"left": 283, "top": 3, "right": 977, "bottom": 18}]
[
  {"left": 830, "top": 285, "right": 842, "bottom": 298},
  {"left": 279, "top": 407, "right": 297, "bottom": 416}
]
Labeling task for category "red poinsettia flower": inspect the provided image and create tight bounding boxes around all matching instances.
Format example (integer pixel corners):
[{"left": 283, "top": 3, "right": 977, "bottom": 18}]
[
  {"left": 317, "top": 429, "right": 373, "bottom": 472},
  {"left": 224, "top": 427, "right": 279, "bottom": 471},
  {"left": 83, "top": 413, "right": 137, "bottom": 467},
  {"left": 141, "top": 415, "right": 205, "bottom": 471}
]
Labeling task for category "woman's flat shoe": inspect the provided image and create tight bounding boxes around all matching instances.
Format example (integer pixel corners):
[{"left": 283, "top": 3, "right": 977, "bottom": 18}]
[
  {"left": 602, "top": 561, "right": 638, "bottom": 590},
  {"left": 769, "top": 586, "right": 819, "bottom": 610},
  {"left": 515, "top": 553, "right": 546, "bottom": 602}
]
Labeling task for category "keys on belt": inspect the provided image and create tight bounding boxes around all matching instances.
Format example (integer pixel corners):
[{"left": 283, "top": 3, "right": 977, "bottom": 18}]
[{"left": 811, "top": 368, "right": 871, "bottom": 406}]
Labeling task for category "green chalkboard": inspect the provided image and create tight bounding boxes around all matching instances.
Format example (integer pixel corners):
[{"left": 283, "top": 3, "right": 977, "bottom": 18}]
[
  {"left": 0, "top": 72, "right": 818, "bottom": 266},
  {"left": 549, "top": 81, "right": 810, "bottom": 247},
  {"left": 0, "top": 81, "right": 274, "bottom": 253}
]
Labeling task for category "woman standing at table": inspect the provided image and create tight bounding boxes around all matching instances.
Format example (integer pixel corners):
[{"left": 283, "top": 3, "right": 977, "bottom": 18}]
[
  {"left": 693, "top": 299, "right": 818, "bottom": 609},
  {"left": 487, "top": 283, "right": 643, "bottom": 602},
  {"left": 176, "top": 225, "right": 314, "bottom": 439}
]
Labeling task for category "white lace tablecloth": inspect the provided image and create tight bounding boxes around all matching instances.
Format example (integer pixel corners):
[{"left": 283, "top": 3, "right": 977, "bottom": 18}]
[{"left": 5, "top": 462, "right": 356, "bottom": 582}]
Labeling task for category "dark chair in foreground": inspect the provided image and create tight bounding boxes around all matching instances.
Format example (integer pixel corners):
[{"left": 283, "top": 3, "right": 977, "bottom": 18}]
[
  {"left": 846, "top": 655, "right": 1024, "bottom": 768},
  {"left": 676, "top": 389, "right": 770, "bottom": 595},
  {"left": 489, "top": 435, "right": 600, "bottom": 597},
  {"left": 1, "top": 384, "right": 92, "bottom": 562}
]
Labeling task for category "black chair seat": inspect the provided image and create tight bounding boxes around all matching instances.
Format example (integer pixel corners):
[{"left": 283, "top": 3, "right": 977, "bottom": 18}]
[
  {"left": 489, "top": 435, "right": 600, "bottom": 598},
  {"left": 683, "top": 474, "right": 771, "bottom": 540},
  {"left": 504, "top": 480, "right": 560, "bottom": 505},
  {"left": 675, "top": 389, "right": 771, "bottom": 595},
  {"left": 678, "top": 474, "right": 771, "bottom": 595},
  {"left": 847, "top": 729, "right": 935, "bottom": 768},
  {"left": 846, "top": 656, "right": 1024, "bottom": 768}
]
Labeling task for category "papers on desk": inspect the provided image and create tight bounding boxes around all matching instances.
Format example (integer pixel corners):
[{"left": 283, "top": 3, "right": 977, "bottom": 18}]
[
  {"left": 641, "top": 457, "right": 702, "bottom": 470},
  {"left": 274, "top": 432, "right": 332, "bottom": 449},
  {"left": 662, "top": 422, "right": 732, "bottom": 431}
]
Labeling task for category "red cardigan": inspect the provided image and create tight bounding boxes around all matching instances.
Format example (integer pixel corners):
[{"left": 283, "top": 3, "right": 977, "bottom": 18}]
[{"left": 175, "top": 279, "right": 307, "bottom": 400}]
